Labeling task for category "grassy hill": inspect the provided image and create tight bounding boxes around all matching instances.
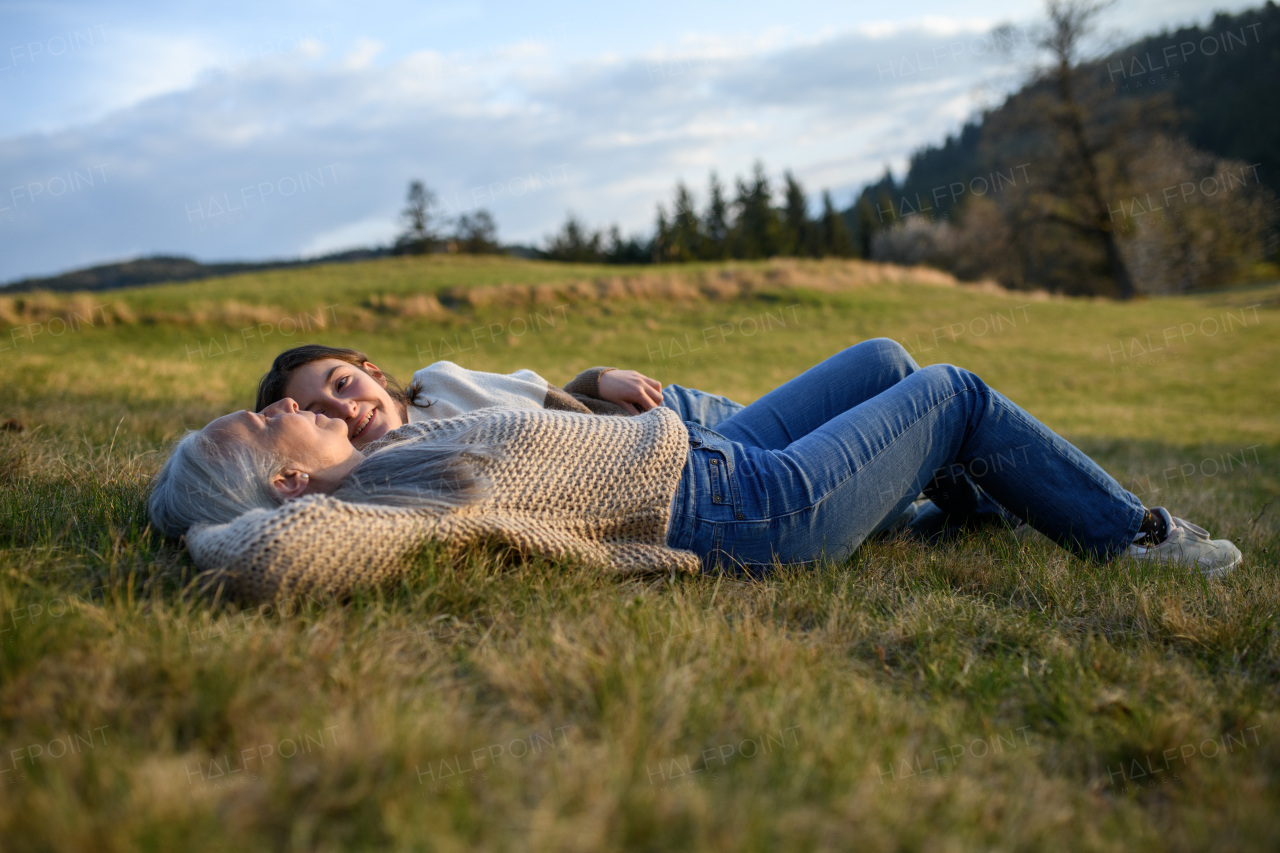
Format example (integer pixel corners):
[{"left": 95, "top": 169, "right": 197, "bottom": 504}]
[{"left": 1, "top": 255, "right": 1278, "bottom": 851}]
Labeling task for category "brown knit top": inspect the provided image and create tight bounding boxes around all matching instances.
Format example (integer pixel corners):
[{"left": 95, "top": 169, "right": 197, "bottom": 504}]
[{"left": 184, "top": 406, "right": 700, "bottom": 602}]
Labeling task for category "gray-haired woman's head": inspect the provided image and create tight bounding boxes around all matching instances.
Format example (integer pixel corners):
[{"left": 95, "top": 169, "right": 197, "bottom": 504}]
[
  {"left": 147, "top": 428, "right": 286, "bottom": 538},
  {"left": 148, "top": 401, "right": 492, "bottom": 539}
]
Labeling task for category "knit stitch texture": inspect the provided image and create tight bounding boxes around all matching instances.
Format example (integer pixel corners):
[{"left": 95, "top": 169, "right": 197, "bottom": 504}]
[{"left": 185, "top": 407, "right": 699, "bottom": 602}]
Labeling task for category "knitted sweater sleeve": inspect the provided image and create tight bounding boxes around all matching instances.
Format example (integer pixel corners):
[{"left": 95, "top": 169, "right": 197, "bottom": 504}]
[
  {"left": 563, "top": 366, "right": 612, "bottom": 399},
  {"left": 562, "top": 367, "right": 634, "bottom": 417}
]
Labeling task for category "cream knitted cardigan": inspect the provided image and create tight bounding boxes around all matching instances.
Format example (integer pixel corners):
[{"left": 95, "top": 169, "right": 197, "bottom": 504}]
[{"left": 184, "top": 406, "right": 700, "bottom": 602}]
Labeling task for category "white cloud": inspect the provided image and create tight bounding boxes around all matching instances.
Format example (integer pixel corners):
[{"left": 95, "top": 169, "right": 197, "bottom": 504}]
[
  {"left": 854, "top": 16, "right": 997, "bottom": 40},
  {"left": 343, "top": 37, "right": 385, "bottom": 70},
  {"left": 0, "top": 17, "right": 1056, "bottom": 280},
  {"left": 16, "top": 31, "right": 224, "bottom": 134},
  {"left": 298, "top": 216, "right": 398, "bottom": 257}
]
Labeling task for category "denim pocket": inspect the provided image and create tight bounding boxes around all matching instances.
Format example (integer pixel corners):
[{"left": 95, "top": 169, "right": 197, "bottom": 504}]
[
  {"left": 686, "top": 424, "right": 743, "bottom": 520},
  {"left": 708, "top": 455, "right": 729, "bottom": 506}
]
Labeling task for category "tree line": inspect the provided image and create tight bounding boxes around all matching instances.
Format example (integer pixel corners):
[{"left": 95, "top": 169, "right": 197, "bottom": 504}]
[
  {"left": 543, "top": 163, "right": 855, "bottom": 264},
  {"left": 394, "top": 163, "right": 858, "bottom": 266}
]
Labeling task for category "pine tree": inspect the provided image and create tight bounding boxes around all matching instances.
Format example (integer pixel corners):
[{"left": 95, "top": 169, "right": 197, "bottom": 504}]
[
  {"left": 819, "top": 191, "right": 854, "bottom": 257},
  {"left": 733, "top": 161, "right": 779, "bottom": 259},
  {"left": 545, "top": 213, "right": 602, "bottom": 262},
  {"left": 604, "top": 225, "right": 651, "bottom": 264},
  {"left": 653, "top": 205, "right": 672, "bottom": 263},
  {"left": 781, "top": 171, "right": 812, "bottom": 256},
  {"left": 668, "top": 183, "right": 703, "bottom": 262},
  {"left": 847, "top": 168, "right": 899, "bottom": 259},
  {"left": 702, "top": 172, "right": 731, "bottom": 260}
]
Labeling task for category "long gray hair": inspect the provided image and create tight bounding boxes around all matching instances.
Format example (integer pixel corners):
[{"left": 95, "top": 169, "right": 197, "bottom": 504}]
[{"left": 148, "top": 426, "right": 494, "bottom": 538}]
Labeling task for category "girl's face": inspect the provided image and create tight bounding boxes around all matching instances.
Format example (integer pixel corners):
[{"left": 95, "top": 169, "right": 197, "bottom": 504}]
[{"left": 281, "top": 358, "right": 405, "bottom": 448}]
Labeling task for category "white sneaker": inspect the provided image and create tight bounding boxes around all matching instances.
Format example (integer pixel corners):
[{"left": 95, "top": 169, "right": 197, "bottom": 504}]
[{"left": 1126, "top": 507, "right": 1242, "bottom": 578}]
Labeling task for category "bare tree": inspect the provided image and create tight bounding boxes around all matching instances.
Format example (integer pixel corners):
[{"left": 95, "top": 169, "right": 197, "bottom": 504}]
[
  {"left": 1000, "top": 0, "right": 1171, "bottom": 297},
  {"left": 452, "top": 209, "right": 500, "bottom": 254},
  {"left": 980, "top": 0, "right": 1178, "bottom": 296},
  {"left": 1038, "top": 1, "right": 1135, "bottom": 297},
  {"left": 395, "top": 180, "right": 441, "bottom": 254}
]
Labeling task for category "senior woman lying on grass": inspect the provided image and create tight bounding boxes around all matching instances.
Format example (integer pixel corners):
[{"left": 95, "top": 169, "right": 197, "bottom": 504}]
[{"left": 148, "top": 339, "right": 1241, "bottom": 582}]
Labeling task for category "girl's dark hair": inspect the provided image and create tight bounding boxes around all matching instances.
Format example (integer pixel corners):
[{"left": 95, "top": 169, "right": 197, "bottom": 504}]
[{"left": 254, "top": 344, "right": 425, "bottom": 414}]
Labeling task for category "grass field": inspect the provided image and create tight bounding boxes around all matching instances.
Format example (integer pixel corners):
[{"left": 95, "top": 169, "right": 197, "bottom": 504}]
[{"left": 1, "top": 255, "right": 1277, "bottom": 851}]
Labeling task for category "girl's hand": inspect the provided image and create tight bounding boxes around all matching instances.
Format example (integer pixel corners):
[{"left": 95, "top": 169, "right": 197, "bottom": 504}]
[{"left": 598, "top": 369, "right": 663, "bottom": 415}]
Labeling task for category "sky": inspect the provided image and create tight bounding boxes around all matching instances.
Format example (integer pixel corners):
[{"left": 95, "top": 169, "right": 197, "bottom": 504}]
[{"left": 0, "top": 0, "right": 1255, "bottom": 283}]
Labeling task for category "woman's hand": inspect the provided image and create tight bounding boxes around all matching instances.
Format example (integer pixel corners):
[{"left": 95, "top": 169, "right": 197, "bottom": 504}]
[{"left": 598, "top": 369, "right": 663, "bottom": 415}]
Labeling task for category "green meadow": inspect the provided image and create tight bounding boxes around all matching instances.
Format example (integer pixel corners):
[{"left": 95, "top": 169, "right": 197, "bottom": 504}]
[{"left": 1, "top": 255, "right": 1277, "bottom": 851}]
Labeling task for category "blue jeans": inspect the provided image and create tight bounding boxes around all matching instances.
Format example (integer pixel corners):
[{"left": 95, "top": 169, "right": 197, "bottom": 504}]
[
  {"left": 665, "top": 339, "right": 1146, "bottom": 572},
  {"left": 664, "top": 339, "right": 1006, "bottom": 528},
  {"left": 661, "top": 384, "right": 745, "bottom": 429}
]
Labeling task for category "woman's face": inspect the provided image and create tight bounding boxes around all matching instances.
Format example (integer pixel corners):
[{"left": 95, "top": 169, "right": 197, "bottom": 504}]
[
  {"left": 205, "top": 397, "right": 359, "bottom": 490},
  {"left": 281, "top": 358, "right": 405, "bottom": 448}
]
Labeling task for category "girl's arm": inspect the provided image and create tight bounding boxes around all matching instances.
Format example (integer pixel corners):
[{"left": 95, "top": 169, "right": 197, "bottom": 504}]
[
  {"left": 563, "top": 367, "right": 664, "bottom": 415},
  {"left": 407, "top": 361, "right": 662, "bottom": 419}
]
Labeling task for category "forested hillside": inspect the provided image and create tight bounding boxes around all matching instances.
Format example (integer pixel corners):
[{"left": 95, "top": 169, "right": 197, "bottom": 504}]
[
  {"left": 856, "top": 2, "right": 1278, "bottom": 296},
  {"left": 888, "top": 3, "right": 1278, "bottom": 215}
]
